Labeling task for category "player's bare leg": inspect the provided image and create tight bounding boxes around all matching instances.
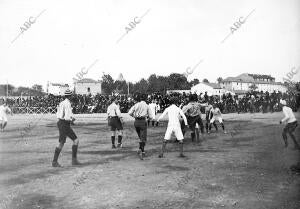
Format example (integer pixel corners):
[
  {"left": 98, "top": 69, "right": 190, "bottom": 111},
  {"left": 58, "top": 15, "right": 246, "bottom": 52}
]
[
  {"left": 52, "top": 143, "right": 64, "bottom": 167},
  {"left": 1, "top": 121, "right": 7, "bottom": 132}
]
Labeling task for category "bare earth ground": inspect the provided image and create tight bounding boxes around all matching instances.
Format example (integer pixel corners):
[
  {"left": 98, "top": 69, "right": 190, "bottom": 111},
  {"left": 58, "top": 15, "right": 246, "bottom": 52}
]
[{"left": 0, "top": 112, "right": 299, "bottom": 209}]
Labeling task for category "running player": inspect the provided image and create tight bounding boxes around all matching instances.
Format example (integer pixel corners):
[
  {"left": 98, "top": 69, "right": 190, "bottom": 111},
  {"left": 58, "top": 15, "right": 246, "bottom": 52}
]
[
  {"left": 205, "top": 104, "right": 217, "bottom": 133},
  {"left": 52, "top": 89, "right": 81, "bottom": 167},
  {"left": 128, "top": 94, "right": 154, "bottom": 160},
  {"left": 0, "top": 100, "right": 12, "bottom": 132},
  {"left": 157, "top": 97, "right": 188, "bottom": 158},
  {"left": 182, "top": 94, "right": 206, "bottom": 142},
  {"left": 107, "top": 97, "right": 123, "bottom": 149},
  {"left": 279, "top": 99, "right": 299, "bottom": 149},
  {"left": 208, "top": 103, "right": 227, "bottom": 134}
]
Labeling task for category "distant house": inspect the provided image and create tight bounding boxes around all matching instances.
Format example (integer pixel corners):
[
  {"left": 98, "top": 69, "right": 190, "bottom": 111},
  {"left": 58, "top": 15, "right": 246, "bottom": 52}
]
[
  {"left": 221, "top": 73, "right": 287, "bottom": 93},
  {"left": 191, "top": 82, "right": 229, "bottom": 96},
  {"left": 74, "top": 78, "right": 102, "bottom": 95},
  {"left": 47, "top": 83, "right": 69, "bottom": 96}
]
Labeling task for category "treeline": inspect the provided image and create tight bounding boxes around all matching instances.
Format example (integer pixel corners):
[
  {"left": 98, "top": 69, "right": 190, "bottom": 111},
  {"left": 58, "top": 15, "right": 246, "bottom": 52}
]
[
  {"left": 102, "top": 73, "right": 205, "bottom": 95},
  {"left": 0, "top": 84, "right": 45, "bottom": 97}
]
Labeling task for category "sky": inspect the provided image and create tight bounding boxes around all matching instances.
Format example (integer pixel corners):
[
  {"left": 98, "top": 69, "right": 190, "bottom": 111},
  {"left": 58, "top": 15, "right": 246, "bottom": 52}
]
[{"left": 0, "top": 0, "right": 300, "bottom": 90}]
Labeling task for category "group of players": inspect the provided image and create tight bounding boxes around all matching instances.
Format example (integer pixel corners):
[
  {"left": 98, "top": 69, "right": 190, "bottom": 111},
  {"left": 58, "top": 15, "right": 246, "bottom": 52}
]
[
  {"left": 51, "top": 91, "right": 228, "bottom": 166},
  {"left": 0, "top": 90, "right": 298, "bottom": 170}
]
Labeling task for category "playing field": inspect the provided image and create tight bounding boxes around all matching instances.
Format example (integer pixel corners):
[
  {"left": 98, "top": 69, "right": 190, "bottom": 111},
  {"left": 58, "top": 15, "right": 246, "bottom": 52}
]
[{"left": 0, "top": 112, "right": 299, "bottom": 209}]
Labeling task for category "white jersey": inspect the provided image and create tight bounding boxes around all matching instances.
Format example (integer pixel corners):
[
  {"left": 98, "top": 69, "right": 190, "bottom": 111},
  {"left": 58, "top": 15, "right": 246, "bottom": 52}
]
[
  {"left": 0, "top": 105, "right": 11, "bottom": 121},
  {"left": 210, "top": 107, "right": 222, "bottom": 117},
  {"left": 158, "top": 104, "right": 187, "bottom": 127},
  {"left": 149, "top": 103, "right": 158, "bottom": 117},
  {"left": 282, "top": 106, "right": 297, "bottom": 123},
  {"left": 56, "top": 99, "right": 73, "bottom": 121}
]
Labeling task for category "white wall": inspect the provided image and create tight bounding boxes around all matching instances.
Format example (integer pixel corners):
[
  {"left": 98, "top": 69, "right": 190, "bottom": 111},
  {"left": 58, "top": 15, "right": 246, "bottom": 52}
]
[{"left": 75, "top": 82, "right": 102, "bottom": 95}]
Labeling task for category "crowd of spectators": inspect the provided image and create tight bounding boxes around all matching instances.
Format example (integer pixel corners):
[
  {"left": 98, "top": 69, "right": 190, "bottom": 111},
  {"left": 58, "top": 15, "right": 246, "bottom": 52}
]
[{"left": 3, "top": 90, "right": 300, "bottom": 114}]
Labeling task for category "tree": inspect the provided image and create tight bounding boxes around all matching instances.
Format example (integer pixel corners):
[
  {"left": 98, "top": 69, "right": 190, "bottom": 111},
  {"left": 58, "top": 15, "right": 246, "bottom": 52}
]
[
  {"left": 132, "top": 78, "right": 148, "bottom": 94},
  {"left": 32, "top": 84, "right": 43, "bottom": 92},
  {"left": 114, "top": 80, "right": 128, "bottom": 94},
  {"left": 0, "top": 84, "right": 15, "bottom": 96},
  {"left": 167, "top": 73, "right": 191, "bottom": 90},
  {"left": 202, "top": 78, "right": 209, "bottom": 83},
  {"left": 217, "top": 77, "right": 223, "bottom": 84},
  {"left": 101, "top": 73, "right": 115, "bottom": 94}
]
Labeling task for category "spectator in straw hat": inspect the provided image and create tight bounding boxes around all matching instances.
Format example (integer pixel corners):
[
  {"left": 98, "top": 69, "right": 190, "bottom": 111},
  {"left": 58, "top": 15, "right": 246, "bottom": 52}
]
[{"left": 52, "top": 89, "right": 81, "bottom": 167}]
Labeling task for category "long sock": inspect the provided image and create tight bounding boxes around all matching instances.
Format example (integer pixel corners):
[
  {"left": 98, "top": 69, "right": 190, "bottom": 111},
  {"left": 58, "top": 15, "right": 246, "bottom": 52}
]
[
  {"left": 53, "top": 147, "right": 61, "bottom": 162},
  {"left": 213, "top": 123, "right": 218, "bottom": 131},
  {"left": 147, "top": 120, "right": 150, "bottom": 126},
  {"left": 221, "top": 123, "right": 225, "bottom": 130},
  {"left": 209, "top": 123, "right": 212, "bottom": 131},
  {"left": 179, "top": 142, "right": 183, "bottom": 155},
  {"left": 152, "top": 121, "right": 155, "bottom": 126},
  {"left": 290, "top": 133, "right": 300, "bottom": 148},
  {"left": 191, "top": 132, "right": 195, "bottom": 141},
  {"left": 161, "top": 141, "right": 167, "bottom": 155},
  {"left": 111, "top": 136, "right": 115, "bottom": 145},
  {"left": 118, "top": 135, "right": 122, "bottom": 144},
  {"left": 72, "top": 145, "right": 78, "bottom": 159},
  {"left": 195, "top": 129, "right": 200, "bottom": 141},
  {"left": 140, "top": 142, "right": 145, "bottom": 152},
  {"left": 282, "top": 132, "right": 288, "bottom": 147}
]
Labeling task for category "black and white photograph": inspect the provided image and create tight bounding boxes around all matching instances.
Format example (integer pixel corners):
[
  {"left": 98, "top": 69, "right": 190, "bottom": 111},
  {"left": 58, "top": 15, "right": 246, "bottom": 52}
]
[{"left": 0, "top": 0, "right": 299, "bottom": 208}]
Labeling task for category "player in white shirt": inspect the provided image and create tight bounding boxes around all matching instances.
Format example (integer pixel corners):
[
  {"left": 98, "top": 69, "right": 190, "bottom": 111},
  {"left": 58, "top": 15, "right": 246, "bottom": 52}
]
[
  {"left": 0, "top": 100, "right": 12, "bottom": 132},
  {"left": 52, "top": 89, "right": 80, "bottom": 167},
  {"left": 148, "top": 100, "right": 159, "bottom": 126},
  {"left": 279, "top": 99, "right": 299, "bottom": 149},
  {"left": 208, "top": 104, "right": 227, "bottom": 134},
  {"left": 157, "top": 97, "right": 188, "bottom": 158}
]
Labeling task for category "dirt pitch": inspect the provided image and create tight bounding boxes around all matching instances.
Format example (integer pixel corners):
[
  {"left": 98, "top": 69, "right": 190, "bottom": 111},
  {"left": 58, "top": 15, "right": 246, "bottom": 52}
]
[{"left": 0, "top": 112, "right": 299, "bottom": 209}]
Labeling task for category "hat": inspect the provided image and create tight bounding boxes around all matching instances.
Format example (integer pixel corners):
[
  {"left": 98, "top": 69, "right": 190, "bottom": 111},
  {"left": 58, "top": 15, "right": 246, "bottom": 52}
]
[
  {"left": 280, "top": 99, "right": 287, "bottom": 105},
  {"left": 64, "top": 89, "right": 72, "bottom": 96}
]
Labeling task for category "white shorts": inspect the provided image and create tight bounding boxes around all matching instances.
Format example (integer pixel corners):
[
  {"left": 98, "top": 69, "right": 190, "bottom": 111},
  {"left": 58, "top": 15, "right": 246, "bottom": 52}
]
[
  {"left": 164, "top": 126, "right": 184, "bottom": 141},
  {"left": 0, "top": 115, "right": 7, "bottom": 122},
  {"left": 210, "top": 116, "right": 223, "bottom": 124}
]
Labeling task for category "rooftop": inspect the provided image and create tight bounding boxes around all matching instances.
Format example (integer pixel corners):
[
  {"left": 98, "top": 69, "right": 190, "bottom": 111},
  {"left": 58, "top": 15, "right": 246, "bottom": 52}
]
[
  {"left": 74, "top": 78, "right": 101, "bottom": 83},
  {"left": 223, "top": 73, "right": 281, "bottom": 84}
]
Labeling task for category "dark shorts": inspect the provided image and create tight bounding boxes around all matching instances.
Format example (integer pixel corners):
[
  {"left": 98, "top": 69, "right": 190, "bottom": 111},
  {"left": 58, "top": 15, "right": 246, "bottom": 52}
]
[
  {"left": 57, "top": 119, "right": 77, "bottom": 144},
  {"left": 109, "top": 117, "right": 123, "bottom": 131},
  {"left": 187, "top": 115, "right": 204, "bottom": 132},
  {"left": 283, "top": 121, "right": 298, "bottom": 134},
  {"left": 134, "top": 119, "right": 147, "bottom": 142}
]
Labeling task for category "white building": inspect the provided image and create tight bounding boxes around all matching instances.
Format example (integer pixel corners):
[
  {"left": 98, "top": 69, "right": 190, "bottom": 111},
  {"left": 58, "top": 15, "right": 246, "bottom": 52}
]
[
  {"left": 191, "top": 82, "right": 230, "bottom": 96},
  {"left": 47, "top": 83, "right": 69, "bottom": 96},
  {"left": 74, "top": 78, "right": 102, "bottom": 95},
  {"left": 221, "top": 73, "right": 287, "bottom": 93}
]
